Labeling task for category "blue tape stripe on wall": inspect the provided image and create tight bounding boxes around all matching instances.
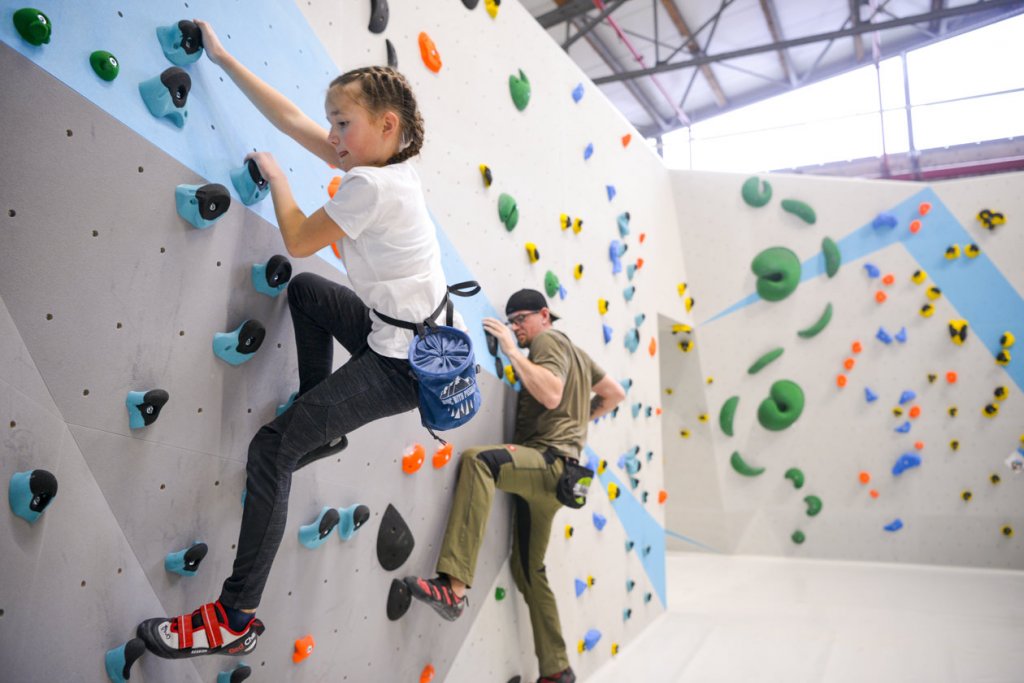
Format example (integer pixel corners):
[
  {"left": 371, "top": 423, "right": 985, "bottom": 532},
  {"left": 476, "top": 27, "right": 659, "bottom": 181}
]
[
  {"left": 1, "top": 1, "right": 507, "bottom": 376},
  {"left": 585, "top": 445, "right": 667, "bottom": 607},
  {"left": 701, "top": 189, "right": 1023, "bottom": 392}
]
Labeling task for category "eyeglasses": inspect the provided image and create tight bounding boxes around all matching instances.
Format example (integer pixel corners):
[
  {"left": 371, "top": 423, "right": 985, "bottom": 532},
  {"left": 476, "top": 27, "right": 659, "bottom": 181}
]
[{"left": 506, "top": 311, "right": 540, "bottom": 327}]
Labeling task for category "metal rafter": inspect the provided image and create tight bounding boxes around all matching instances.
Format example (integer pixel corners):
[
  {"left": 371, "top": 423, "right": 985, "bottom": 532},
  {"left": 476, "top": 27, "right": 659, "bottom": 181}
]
[
  {"left": 759, "top": 0, "right": 799, "bottom": 85},
  {"left": 562, "top": 0, "right": 629, "bottom": 50},
  {"left": 592, "top": 0, "right": 1024, "bottom": 84},
  {"left": 660, "top": 0, "right": 728, "bottom": 107},
  {"left": 850, "top": 0, "right": 865, "bottom": 62},
  {"left": 536, "top": 0, "right": 597, "bottom": 29}
]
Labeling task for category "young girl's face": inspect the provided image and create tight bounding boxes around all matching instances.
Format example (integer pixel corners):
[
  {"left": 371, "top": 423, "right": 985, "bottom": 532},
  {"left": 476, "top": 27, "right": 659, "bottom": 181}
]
[{"left": 325, "top": 83, "right": 400, "bottom": 171}]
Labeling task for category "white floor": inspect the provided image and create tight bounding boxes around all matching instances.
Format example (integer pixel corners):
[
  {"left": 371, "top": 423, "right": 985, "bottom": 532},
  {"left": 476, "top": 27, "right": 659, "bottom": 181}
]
[{"left": 584, "top": 553, "right": 1024, "bottom": 683}]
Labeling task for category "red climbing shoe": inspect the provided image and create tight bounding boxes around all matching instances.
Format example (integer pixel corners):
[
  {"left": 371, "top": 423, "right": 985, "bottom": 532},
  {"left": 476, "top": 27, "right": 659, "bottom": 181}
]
[
  {"left": 403, "top": 575, "right": 468, "bottom": 621},
  {"left": 537, "top": 667, "right": 576, "bottom": 683},
  {"left": 137, "top": 600, "right": 264, "bottom": 659}
]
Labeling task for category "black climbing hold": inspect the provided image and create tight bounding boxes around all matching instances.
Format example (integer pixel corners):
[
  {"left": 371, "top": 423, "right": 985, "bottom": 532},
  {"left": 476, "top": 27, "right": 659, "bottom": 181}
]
[
  {"left": 368, "top": 0, "right": 389, "bottom": 33},
  {"left": 264, "top": 254, "right": 292, "bottom": 289},
  {"left": 213, "top": 320, "right": 266, "bottom": 365},
  {"left": 175, "top": 20, "right": 203, "bottom": 55},
  {"left": 377, "top": 503, "right": 415, "bottom": 571},
  {"left": 126, "top": 389, "right": 169, "bottom": 429},
  {"left": 196, "top": 184, "right": 230, "bottom": 221},
  {"left": 104, "top": 637, "right": 146, "bottom": 682},
  {"left": 246, "top": 158, "right": 268, "bottom": 189},
  {"left": 386, "top": 577, "right": 412, "bottom": 620},
  {"left": 228, "top": 665, "right": 253, "bottom": 682},
  {"left": 319, "top": 508, "right": 341, "bottom": 539},
  {"left": 9, "top": 469, "right": 58, "bottom": 522},
  {"left": 160, "top": 67, "right": 191, "bottom": 108},
  {"left": 183, "top": 542, "right": 208, "bottom": 571},
  {"left": 385, "top": 38, "right": 398, "bottom": 68},
  {"left": 463, "top": 0, "right": 481, "bottom": 8},
  {"left": 506, "top": 677, "right": 521, "bottom": 683}
]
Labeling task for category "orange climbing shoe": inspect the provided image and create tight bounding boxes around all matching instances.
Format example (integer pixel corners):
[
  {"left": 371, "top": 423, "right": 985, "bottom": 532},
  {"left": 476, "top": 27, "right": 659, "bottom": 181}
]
[
  {"left": 137, "top": 600, "right": 264, "bottom": 659},
  {"left": 537, "top": 667, "right": 576, "bottom": 683},
  {"left": 403, "top": 575, "right": 467, "bottom": 622}
]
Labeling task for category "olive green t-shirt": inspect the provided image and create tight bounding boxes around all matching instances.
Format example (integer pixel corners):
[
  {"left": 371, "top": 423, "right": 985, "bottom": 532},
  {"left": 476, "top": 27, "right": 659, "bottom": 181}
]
[{"left": 514, "top": 329, "right": 605, "bottom": 461}]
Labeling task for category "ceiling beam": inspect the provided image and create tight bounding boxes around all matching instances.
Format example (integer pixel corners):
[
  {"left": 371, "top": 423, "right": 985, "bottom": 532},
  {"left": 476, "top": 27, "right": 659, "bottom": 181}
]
[
  {"left": 758, "top": 0, "right": 799, "bottom": 85},
  {"left": 536, "top": 0, "right": 595, "bottom": 29},
  {"left": 562, "top": 0, "right": 629, "bottom": 50},
  {"left": 850, "top": 0, "right": 865, "bottom": 62},
  {"left": 929, "top": 0, "right": 946, "bottom": 33},
  {"left": 659, "top": 0, "right": 728, "bottom": 107},
  {"left": 592, "top": 0, "right": 1024, "bottom": 84}
]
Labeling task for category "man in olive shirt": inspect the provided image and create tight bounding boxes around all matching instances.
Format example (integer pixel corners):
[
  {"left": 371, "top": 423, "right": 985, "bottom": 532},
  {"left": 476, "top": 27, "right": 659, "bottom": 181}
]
[{"left": 405, "top": 289, "right": 625, "bottom": 683}]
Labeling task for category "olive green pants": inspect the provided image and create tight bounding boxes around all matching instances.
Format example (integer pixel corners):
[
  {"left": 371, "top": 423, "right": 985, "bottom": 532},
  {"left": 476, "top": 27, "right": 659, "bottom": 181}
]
[{"left": 436, "top": 444, "right": 570, "bottom": 677}]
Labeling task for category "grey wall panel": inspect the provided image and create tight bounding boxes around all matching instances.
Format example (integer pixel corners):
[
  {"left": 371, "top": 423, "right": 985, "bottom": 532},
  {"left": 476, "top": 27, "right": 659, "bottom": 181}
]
[{"left": 0, "top": 297, "right": 59, "bottom": 418}]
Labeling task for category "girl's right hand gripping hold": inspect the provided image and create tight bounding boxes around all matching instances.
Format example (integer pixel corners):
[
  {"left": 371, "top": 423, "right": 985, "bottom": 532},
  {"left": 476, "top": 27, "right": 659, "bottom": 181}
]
[{"left": 193, "top": 19, "right": 229, "bottom": 66}]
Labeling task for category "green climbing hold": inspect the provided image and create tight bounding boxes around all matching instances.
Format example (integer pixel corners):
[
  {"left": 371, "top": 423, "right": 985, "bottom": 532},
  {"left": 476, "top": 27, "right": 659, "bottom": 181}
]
[
  {"left": 13, "top": 7, "right": 51, "bottom": 46},
  {"left": 821, "top": 237, "right": 840, "bottom": 278},
  {"left": 719, "top": 396, "right": 739, "bottom": 437},
  {"left": 495, "top": 586, "right": 506, "bottom": 601},
  {"left": 741, "top": 176, "right": 772, "bottom": 207},
  {"left": 747, "top": 347, "right": 784, "bottom": 375},
  {"left": 90, "top": 50, "right": 120, "bottom": 81},
  {"left": 803, "top": 495, "right": 822, "bottom": 517},
  {"left": 729, "top": 451, "right": 765, "bottom": 477},
  {"left": 498, "top": 193, "right": 519, "bottom": 231},
  {"left": 757, "top": 380, "right": 804, "bottom": 431},
  {"left": 509, "top": 69, "right": 531, "bottom": 111},
  {"left": 751, "top": 247, "right": 801, "bottom": 302},
  {"left": 781, "top": 199, "right": 816, "bottom": 224},
  {"left": 784, "top": 468, "right": 804, "bottom": 489},
  {"left": 791, "top": 530, "right": 806, "bottom": 544},
  {"left": 797, "top": 303, "right": 832, "bottom": 339},
  {"left": 544, "top": 271, "right": 560, "bottom": 299}
]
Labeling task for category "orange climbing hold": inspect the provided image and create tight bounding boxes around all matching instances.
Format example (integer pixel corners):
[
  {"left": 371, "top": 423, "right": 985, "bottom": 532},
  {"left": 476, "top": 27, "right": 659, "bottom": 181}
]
[
  {"left": 852, "top": 341, "right": 863, "bottom": 354},
  {"left": 870, "top": 489, "right": 880, "bottom": 499},
  {"left": 418, "top": 32, "right": 442, "bottom": 73},
  {"left": 621, "top": 133, "right": 632, "bottom": 147},
  {"left": 837, "top": 374, "right": 848, "bottom": 388},
  {"left": 327, "top": 175, "right": 342, "bottom": 198},
  {"left": 655, "top": 407, "right": 662, "bottom": 416},
  {"left": 882, "top": 273, "right": 895, "bottom": 286},
  {"left": 658, "top": 490, "right": 668, "bottom": 504},
  {"left": 875, "top": 290, "right": 887, "bottom": 303},
  {"left": 432, "top": 442, "right": 453, "bottom": 469},
  {"left": 649, "top": 337, "right": 657, "bottom": 357},
  {"left": 843, "top": 358, "right": 855, "bottom": 371},
  {"left": 946, "top": 371, "right": 958, "bottom": 384},
  {"left": 919, "top": 201, "right": 932, "bottom": 215},
  {"left": 331, "top": 242, "right": 341, "bottom": 259},
  {"left": 420, "top": 664, "right": 436, "bottom": 683},
  {"left": 909, "top": 405, "right": 921, "bottom": 419},
  {"left": 859, "top": 471, "right": 871, "bottom": 484},
  {"left": 402, "top": 443, "right": 426, "bottom": 474},
  {"left": 639, "top": 232, "right": 647, "bottom": 243},
  {"left": 914, "top": 441, "right": 924, "bottom": 450},
  {"left": 636, "top": 258, "right": 645, "bottom": 269},
  {"left": 909, "top": 219, "right": 922, "bottom": 234},
  {"left": 293, "top": 634, "right": 315, "bottom": 663}
]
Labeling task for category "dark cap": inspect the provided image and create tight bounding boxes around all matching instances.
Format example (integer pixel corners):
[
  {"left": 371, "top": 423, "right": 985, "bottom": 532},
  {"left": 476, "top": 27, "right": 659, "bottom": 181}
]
[{"left": 506, "top": 288, "right": 560, "bottom": 321}]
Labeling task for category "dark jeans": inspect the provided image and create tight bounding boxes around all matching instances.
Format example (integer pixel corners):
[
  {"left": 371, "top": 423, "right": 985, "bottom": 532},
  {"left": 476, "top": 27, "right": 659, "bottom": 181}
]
[{"left": 220, "top": 272, "right": 418, "bottom": 610}]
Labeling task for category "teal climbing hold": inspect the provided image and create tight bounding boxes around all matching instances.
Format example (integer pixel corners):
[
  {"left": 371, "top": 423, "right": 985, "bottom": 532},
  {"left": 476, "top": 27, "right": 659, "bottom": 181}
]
[
  {"left": 125, "top": 389, "right": 169, "bottom": 429},
  {"left": 105, "top": 638, "right": 146, "bottom": 683},
  {"left": 9, "top": 469, "right": 57, "bottom": 523},
  {"left": 300, "top": 507, "right": 341, "bottom": 549},
  {"left": 165, "top": 542, "right": 208, "bottom": 576},
  {"left": 230, "top": 160, "right": 270, "bottom": 206},
  {"left": 212, "top": 320, "right": 266, "bottom": 366},
  {"left": 252, "top": 255, "right": 292, "bottom": 297},
  {"left": 337, "top": 503, "right": 370, "bottom": 541},
  {"left": 139, "top": 67, "right": 191, "bottom": 128},
  {"left": 156, "top": 20, "right": 204, "bottom": 66},
  {"left": 175, "top": 183, "right": 230, "bottom": 229}
]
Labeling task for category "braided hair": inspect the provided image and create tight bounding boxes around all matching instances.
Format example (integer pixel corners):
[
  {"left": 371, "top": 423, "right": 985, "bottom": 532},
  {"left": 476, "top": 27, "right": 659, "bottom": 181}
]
[{"left": 329, "top": 66, "right": 425, "bottom": 165}]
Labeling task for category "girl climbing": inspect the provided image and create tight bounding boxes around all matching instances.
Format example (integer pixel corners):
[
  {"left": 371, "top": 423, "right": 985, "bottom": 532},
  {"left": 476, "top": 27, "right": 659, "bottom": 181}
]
[{"left": 137, "top": 20, "right": 464, "bottom": 659}]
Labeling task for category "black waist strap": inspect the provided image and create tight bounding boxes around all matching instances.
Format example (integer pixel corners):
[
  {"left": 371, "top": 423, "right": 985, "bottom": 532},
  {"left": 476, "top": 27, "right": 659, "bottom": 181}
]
[{"left": 373, "top": 281, "right": 480, "bottom": 338}]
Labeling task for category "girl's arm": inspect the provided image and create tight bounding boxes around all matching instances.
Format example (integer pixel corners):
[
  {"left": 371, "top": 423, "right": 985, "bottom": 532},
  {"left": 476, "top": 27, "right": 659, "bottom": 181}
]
[{"left": 195, "top": 19, "right": 338, "bottom": 168}]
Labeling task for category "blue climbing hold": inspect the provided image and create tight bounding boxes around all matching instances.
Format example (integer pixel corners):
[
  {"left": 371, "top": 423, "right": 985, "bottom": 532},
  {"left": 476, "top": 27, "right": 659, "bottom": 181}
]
[
  {"left": 617, "top": 211, "right": 631, "bottom": 237},
  {"left": 583, "top": 142, "right": 594, "bottom": 160},
  {"left": 625, "top": 579, "right": 635, "bottom": 592},
  {"left": 623, "top": 285, "right": 636, "bottom": 302},
  {"left": 8, "top": 469, "right": 57, "bottom": 523},
  {"left": 602, "top": 324, "right": 613, "bottom": 344},
  {"left": 299, "top": 506, "right": 342, "bottom": 549},
  {"left": 865, "top": 387, "right": 878, "bottom": 403},
  {"left": 899, "top": 390, "right": 916, "bottom": 405},
  {"left": 165, "top": 542, "right": 208, "bottom": 576},
  {"left": 213, "top": 320, "right": 266, "bottom": 366},
  {"left": 217, "top": 664, "right": 253, "bottom": 682},
  {"left": 558, "top": 283, "right": 567, "bottom": 300},
  {"left": 571, "top": 83, "right": 584, "bottom": 102},
  {"left": 634, "top": 313, "right": 646, "bottom": 327},
  {"left": 592, "top": 512, "right": 607, "bottom": 530},
  {"left": 138, "top": 67, "right": 190, "bottom": 128},
  {"left": 629, "top": 476, "right": 640, "bottom": 490},
  {"left": 619, "top": 378, "right": 633, "bottom": 394},
  {"left": 230, "top": 159, "right": 270, "bottom": 205},
  {"left": 630, "top": 402, "right": 642, "bottom": 418},
  {"left": 583, "top": 628, "right": 602, "bottom": 651},
  {"left": 864, "top": 263, "right": 880, "bottom": 278},
  {"left": 105, "top": 638, "right": 146, "bottom": 683},
  {"left": 252, "top": 255, "right": 292, "bottom": 297},
  {"left": 175, "top": 183, "right": 230, "bottom": 229},
  {"left": 626, "top": 263, "right": 638, "bottom": 280},
  {"left": 894, "top": 421, "right": 911, "bottom": 434},
  {"left": 156, "top": 20, "right": 204, "bottom": 66},
  {"left": 645, "top": 450, "right": 654, "bottom": 462},
  {"left": 895, "top": 327, "right": 908, "bottom": 343},
  {"left": 609, "top": 240, "right": 626, "bottom": 274},
  {"left": 876, "top": 327, "right": 893, "bottom": 344},
  {"left": 606, "top": 185, "right": 616, "bottom": 201},
  {"left": 884, "top": 518, "right": 904, "bottom": 532},
  {"left": 892, "top": 452, "right": 921, "bottom": 475},
  {"left": 574, "top": 578, "right": 588, "bottom": 597},
  {"left": 125, "top": 389, "right": 169, "bottom": 429},
  {"left": 337, "top": 503, "right": 370, "bottom": 541},
  {"left": 623, "top": 608, "right": 632, "bottom": 621},
  {"left": 872, "top": 212, "right": 897, "bottom": 230},
  {"left": 624, "top": 328, "right": 640, "bottom": 353},
  {"left": 625, "top": 540, "right": 634, "bottom": 552}
]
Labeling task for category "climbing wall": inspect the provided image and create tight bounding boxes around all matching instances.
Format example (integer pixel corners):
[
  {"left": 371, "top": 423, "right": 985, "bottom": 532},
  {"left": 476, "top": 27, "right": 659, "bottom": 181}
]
[
  {"left": 661, "top": 168, "right": 1024, "bottom": 570},
  {"left": 0, "top": 1, "right": 683, "bottom": 681}
]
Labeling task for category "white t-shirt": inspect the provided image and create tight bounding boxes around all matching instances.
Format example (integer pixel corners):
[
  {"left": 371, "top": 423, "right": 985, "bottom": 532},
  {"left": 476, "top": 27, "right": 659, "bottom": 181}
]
[{"left": 323, "top": 161, "right": 465, "bottom": 358}]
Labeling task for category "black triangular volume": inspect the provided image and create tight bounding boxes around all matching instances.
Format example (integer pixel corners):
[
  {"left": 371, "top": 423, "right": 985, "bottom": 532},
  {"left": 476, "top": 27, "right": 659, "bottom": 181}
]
[
  {"left": 386, "top": 578, "right": 412, "bottom": 621},
  {"left": 376, "top": 503, "right": 415, "bottom": 571}
]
